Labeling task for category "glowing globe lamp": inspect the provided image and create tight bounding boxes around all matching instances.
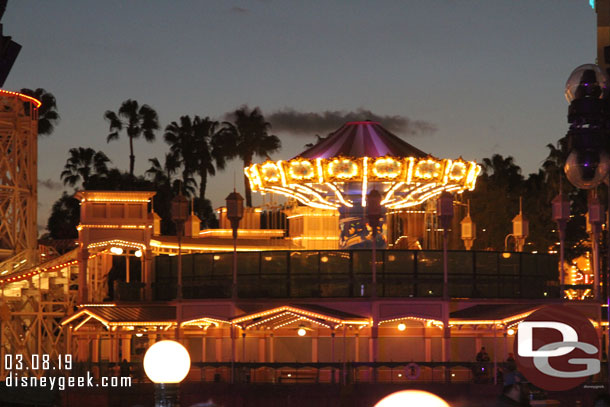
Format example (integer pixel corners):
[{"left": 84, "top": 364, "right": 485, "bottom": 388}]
[
  {"left": 144, "top": 340, "right": 191, "bottom": 407},
  {"left": 374, "top": 390, "right": 450, "bottom": 407},
  {"left": 397, "top": 323, "right": 406, "bottom": 332},
  {"left": 144, "top": 340, "right": 191, "bottom": 383},
  {"left": 297, "top": 327, "right": 307, "bottom": 337}
]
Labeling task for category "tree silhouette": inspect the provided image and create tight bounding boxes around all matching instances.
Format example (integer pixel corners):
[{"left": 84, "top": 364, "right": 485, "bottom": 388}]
[
  {"left": 104, "top": 99, "right": 159, "bottom": 177},
  {"left": 164, "top": 115, "right": 229, "bottom": 216},
  {"left": 222, "top": 106, "right": 281, "bottom": 206},
  {"left": 60, "top": 147, "right": 110, "bottom": 188},
  {"left": 46, "top": 192, "right": 80, "bottom": 239},
  {"left": 20, "top": 88, "right": 60, "bottom": 136}
]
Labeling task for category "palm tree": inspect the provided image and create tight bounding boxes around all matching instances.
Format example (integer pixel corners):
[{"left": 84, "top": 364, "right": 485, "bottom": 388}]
[
  {"left": 60, "top": 147, "right": 110, "bottom": 188},
  {"left": 146, "top": 154, "right": 196, "bottom": 197},
  {"left": 164, "top": 116, "right": 228, "bottom": 207},
  {"left": 481, "top": 154, "right": 523, "bottom": 191},
  {"left": 20, "top": 88, "right": 60, "bottom": 136},
  {"left": 192, "top": 116, "right": 228, "bottom": 202},
  {"left": 104, "top": 99, "right": 159, "bottom": 177},
  {"left": 222, "top": 106, "right": 281, "bottom": 206}
]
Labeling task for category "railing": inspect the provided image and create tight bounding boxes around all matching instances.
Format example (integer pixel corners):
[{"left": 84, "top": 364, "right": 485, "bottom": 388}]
[
  {"left": 153, "top": 250, "right": 559, "bottom": 300},
  {"left": 74, "top": 361, "right": 610, "bottom": 385}
]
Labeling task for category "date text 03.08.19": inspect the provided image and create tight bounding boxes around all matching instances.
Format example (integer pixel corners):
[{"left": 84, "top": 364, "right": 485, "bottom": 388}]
[{"left": 4, "top": 354, "right": 72, "bottom": 371}]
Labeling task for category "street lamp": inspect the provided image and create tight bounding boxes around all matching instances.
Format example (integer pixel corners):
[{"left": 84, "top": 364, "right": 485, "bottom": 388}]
[
  {"left": 437, "top": 191, "right": 453, "bottom": 300},
  {"left": 374, "top": 390, "right": 450, "bottom": 407},
  {"left": 225, "top": 191, "right": 244, "bottom": 299},
  {"left": 563, "top": 63, "right": 610, "bottom": 386},
  {"left": 171, "top": 192, "right": 189, "bottom": 341},
  {"left": 564, "top": 65, "right": 610, "bottom": 299},
  {"left": 552, "top": 189, "right": 570, "bottom": 296},
  {"left": 366, "top": 189, "right": 382, "bottom": 297},
  {"left": 143, "top": 340, "right": 191, "bottom": 407},
  {"left": 588, "top": 194, "right": 604, "bottom": 300}
]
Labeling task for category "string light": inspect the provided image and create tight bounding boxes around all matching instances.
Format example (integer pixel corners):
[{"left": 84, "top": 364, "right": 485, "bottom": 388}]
[
  {"left": 379, "top": 316, "right": 444, "bottom": 328},
  {"left": 0, "top": 89, "right": 42, "bottom": 108},
  {"left": 77, "top": 224, "right": 148, "bottom": 231},
  {"left": 231, "top": 305, "right": 368, "bottom": 326}
]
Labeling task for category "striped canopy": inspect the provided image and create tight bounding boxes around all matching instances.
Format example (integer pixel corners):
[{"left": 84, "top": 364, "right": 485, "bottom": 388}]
[{"left": 295, "top": 121, "right": 427, "bottom": 159}]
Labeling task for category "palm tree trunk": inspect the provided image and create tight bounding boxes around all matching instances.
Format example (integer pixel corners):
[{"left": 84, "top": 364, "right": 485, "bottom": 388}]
[
  {"left": 129, "top": 136, "right": 135, "bottom": 177},
  {"left": 243, "top": 156, "right": 253, "bottom": 207},
  {"left": 199, "top": 168, "right": 207, "bottom": 210}
]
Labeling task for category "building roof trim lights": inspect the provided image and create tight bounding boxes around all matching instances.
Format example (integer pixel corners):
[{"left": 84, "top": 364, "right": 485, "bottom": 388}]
[{"left": 231, "top": 305, "right": 369, "bottom": 329}]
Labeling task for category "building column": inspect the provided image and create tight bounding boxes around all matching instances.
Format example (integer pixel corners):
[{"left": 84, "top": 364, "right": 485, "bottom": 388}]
[
  {"left": 475, "top": 335, "right": 482, "bottom": 356},
  {"left": 354, "top": 334, "right": 359, "bottom": 363},
  {"left": 312, "top": 335, "right": 318, "bottom": 363},
  {"left": 269, "top": 334, "right": 274, "bottom": 362},
  {"left": 121, "top": 334, "right": 131, "bottom": 362},
  {"left": 199, "top": 334, "right": 205, "bottom": 363},
  {"left": 215, "top": 337, "right": 222, "bottom": 362},
  {"left": 368, "top": 325, "right": 378, "bottom": 383},
  {"left": 144, "top": 250, "right": 153, "bottom": 300},
  {"left": 92, "top": 338, "right": 100, "bottom": 363},
  {"left": 77, "top": 336, "right": 89, "bottom": 362},
  {"left": 425, "top": 335, "right": 432, "bottom": 362},
  {"left": 258, "top": 336, "right": 266, "bottom": 362},
  {"left": 242, "top": 332, "right": 246, "bottom": 362},
  {"left": 77, "top": 247, "right": 89, "bottom": 304}
]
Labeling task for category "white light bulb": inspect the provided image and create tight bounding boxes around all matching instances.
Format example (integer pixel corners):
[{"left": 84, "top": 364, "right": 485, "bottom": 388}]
[
  {"left": 110, "top": 247, "right": 123, "bottom": 255},
  {"left": 397, "top": 323, "right": 406, "bottom": 332},
  {"left": 134, "top": 250, "right": 142, "bottom": 258},
  {"left": 143, "top": 340, "right": 191, "bottom": 384},
  {"left": 375, "top": 390, "right": 450, "bottom": 407},
  {"left": 297, "top": 328, "right": 307, "bottom": 337}
]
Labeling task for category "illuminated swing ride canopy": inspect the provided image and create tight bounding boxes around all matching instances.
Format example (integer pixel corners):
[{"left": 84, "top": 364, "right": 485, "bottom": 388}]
[{"left": 245, "top": 121, "right": 481, "bottom": 210}]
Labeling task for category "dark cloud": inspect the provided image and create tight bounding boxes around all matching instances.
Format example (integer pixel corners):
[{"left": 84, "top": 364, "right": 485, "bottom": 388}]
[
  {"left": 266, "top": 108, "right": 437, "bottom": 136},
  {"left": 229, "top": 6, "right": 249, "bottom": 14},
  {"left": 38, "top": 178, "right": 62, "bottom": 190}
]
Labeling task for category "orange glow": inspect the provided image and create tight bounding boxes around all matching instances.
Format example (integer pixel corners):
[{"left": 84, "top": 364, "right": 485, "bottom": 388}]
[{"left": 0, "top": 89, "right": 42, "bottom": 108}]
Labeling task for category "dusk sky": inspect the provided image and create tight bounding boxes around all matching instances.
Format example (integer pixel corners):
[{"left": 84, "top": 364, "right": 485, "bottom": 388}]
[{"left": 2, "top": 1, "right": 598, "bottom": 232}]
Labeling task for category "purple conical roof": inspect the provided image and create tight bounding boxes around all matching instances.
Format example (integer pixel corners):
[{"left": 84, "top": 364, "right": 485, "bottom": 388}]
[{"left": 294, "top": 121, "right": 428, "bottom": 159}]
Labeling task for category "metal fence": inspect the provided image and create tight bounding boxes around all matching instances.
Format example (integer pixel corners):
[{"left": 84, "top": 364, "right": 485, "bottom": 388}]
[{"left": 153, "top": 250, "right": 559, "bottom": 300}]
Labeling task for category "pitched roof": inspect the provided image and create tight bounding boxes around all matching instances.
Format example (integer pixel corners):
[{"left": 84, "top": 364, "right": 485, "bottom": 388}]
[
  {"left": 61, "top": 305, "right": 176, "bottom": 327},
  {"left": 450, "top": 304, "right": 539, "bottom": 321},
  {"left": 295, "top": 121, "right": 428, "bottom": 159},
  {"left": 86, "top": 305, "right": 176, "bottom": 322}
]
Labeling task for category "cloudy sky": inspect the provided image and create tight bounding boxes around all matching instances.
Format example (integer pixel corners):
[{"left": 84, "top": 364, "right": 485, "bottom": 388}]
[{"left": 2, "top": 1, "right": 598, "bottom": 231}]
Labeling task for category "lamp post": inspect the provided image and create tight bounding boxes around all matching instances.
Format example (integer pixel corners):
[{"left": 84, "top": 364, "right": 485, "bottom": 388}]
[
  {"left": 563, "top": 64, "right": 610, "bottom": 386},
  {"left": 171, "top": 193, "right": 189, "bottom": 341},
  {"left": 437, "top": 192, "right": 453, "bottom": 300},
  {"left": 366, "top": 189, "right": 382, "bottom": 297},
  {"left": 143, "top": 340, "right": 191, "bottom": 407},
  {"left": 589, "top": 194, "right": 604, "bottom": 300},
  {"left": 225, "top": 191, "right": 244, "bottom": 300},
  {"left": 552, "top": 189, "right": 570, "bottom": 297},
  {"left": 564, "top": 65, "right": 610, "bottom": 299}
]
